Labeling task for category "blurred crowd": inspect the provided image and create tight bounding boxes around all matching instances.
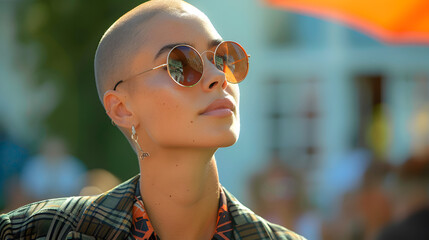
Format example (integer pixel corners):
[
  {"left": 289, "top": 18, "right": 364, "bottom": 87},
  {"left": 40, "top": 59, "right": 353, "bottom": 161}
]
[
  {"left": 2, "top": 126, "right": 429, "bottom": 240},
  {"left": 0, "top": 130, "right": 121, "bottom": 213},
  {"left": 249, "top": 145, "right": 429, "bottom": 240}
]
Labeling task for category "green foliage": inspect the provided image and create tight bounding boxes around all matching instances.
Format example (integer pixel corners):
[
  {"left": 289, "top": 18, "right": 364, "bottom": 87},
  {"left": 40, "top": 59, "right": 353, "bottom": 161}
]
[{"left": 15, "top": 0, "right": 148, "bottom": 180}]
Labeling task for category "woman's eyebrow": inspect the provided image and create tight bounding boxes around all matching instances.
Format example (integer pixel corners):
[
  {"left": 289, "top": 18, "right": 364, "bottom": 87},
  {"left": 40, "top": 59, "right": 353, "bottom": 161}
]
[
  {"left": 209, "top": 39, "right": 223, "bottom": 48},
  {"left": 154, "top": 42, "right": 191, "bottom": 61},
  {"left": 153, "top": 39, "right": 224, "bottom": 61}
]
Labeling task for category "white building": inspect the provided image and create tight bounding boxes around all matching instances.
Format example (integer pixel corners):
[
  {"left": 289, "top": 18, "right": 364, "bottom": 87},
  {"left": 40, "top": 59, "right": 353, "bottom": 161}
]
[{"left": 188, "top": 0, "right": 429, "bottom": 209}]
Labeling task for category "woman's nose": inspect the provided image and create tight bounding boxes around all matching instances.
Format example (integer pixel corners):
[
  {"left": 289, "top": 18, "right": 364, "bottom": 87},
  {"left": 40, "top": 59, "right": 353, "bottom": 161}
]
[{"left": 200, "top": 52, "right": 227, "bottom": 91}]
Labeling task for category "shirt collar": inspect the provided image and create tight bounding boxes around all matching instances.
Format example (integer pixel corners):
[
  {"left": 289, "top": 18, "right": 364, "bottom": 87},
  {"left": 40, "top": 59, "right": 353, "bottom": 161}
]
[
  {"left": 73, "top": 174, "right": 272, "bottom": 239},
  {"left": 131, "top": 181, "right": 233, "bottom": 240}
]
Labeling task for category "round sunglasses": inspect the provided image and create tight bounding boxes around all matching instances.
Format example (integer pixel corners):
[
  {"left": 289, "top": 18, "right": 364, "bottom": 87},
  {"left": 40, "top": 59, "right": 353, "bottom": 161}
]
[{"left": 113, "top": 41, "right": 250, "bottom": 90}]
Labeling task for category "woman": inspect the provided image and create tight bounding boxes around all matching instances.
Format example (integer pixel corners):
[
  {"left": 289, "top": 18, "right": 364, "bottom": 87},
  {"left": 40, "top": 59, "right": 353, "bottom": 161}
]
[{"left": 0, "top": 0, "right": 306, "bottom": 239}]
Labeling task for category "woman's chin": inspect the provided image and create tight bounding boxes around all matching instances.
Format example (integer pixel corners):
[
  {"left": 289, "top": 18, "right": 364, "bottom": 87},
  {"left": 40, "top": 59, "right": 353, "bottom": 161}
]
[{"left": 202, "top": 133, "right": 239, "bottom": 148}]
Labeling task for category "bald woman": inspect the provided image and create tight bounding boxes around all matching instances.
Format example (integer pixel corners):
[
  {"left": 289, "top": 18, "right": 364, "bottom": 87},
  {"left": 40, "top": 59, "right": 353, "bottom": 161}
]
[{"left": 0, "top": 1, "right": 305, "bottom": 239}]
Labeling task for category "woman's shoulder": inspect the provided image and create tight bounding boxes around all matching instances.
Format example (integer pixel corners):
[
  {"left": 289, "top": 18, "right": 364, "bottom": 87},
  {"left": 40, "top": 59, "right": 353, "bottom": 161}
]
[
  {"left": 0, "top": 195, "right": 96, "bottom": 239},
  {"left": 4, "top": 195, "right": 96, "bottom": 218},
  {"left": 1, "top": 175, "right": 139, "bottom": 239}
]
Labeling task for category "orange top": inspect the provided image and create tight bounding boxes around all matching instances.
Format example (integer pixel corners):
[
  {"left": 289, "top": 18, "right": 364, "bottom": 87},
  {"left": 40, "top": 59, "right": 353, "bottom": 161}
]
[{"left": 131, "top": 185, "right": 233, "bottom": 240}]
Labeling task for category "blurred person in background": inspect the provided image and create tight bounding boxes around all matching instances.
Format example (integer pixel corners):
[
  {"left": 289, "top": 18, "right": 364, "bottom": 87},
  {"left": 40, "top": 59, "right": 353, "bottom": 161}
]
[
  {"left": 377, "top": 146, "right": 429, "bottom": 240},
  {"left": 354, "top": 160, "right": 392, "bottom": 240},
  {"left": 249, "top": 153, "right": 304, "bottom": 232},
  {"left": 0, "top": 127, "right": 28, "bottom": 212},
  {"left": 0, "top": 0, "right": 306, "bottom": 239},
  {"left": 19, "top": 136, "right": 86, "bottom": 202},
  {"left": 249, "top": 153, "right": 321, "bottom": 239},
  {"left": 79, "top": 168, "right": 121, "bottom": 196},
  {"left": 322, "top": 160, "right": 392, "bottom": 240}
]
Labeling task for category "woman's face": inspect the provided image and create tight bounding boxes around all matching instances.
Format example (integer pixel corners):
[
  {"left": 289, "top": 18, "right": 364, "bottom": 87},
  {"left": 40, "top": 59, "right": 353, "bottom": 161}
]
[{"left": 123, "top": 11, "right": 241, "bottom": 149}]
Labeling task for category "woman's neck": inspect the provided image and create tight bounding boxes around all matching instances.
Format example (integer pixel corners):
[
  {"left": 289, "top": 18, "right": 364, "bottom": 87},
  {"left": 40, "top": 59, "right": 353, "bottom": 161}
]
[{"left": 138, "top": 148, "right": 220, "bottom": 240}]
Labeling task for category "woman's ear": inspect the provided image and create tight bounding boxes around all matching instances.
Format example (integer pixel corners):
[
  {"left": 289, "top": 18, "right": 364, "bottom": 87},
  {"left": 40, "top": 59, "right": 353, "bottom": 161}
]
[{"left": 103, "top": 90, "right": 134, "bottom": 128}]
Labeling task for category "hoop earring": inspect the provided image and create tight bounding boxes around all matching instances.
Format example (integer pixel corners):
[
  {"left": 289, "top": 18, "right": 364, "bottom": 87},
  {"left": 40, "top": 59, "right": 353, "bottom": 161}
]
[{"left": 132, "top": 125, "right": 150, "bottom": 160}]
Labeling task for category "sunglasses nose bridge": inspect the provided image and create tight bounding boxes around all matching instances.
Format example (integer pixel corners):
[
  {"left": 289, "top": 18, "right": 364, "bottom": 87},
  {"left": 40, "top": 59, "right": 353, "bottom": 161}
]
[
  {"left": 199, "top": 53, "right": 227, "bottom": 90},
  {"left": 200, "top": 50, "right": 215, "bottom": 63},
  {"left": 201, "top": 51, "right": 224, "bottom": 75}
]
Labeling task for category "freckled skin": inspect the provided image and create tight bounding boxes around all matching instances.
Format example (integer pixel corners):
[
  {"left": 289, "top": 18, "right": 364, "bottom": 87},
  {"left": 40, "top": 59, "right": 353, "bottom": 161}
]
[
  {"left": 121, "top": 12, "right": 240, "bottom": 150},
  {"left": 100, "top": 2, "right": 242, "bottom": 239}
]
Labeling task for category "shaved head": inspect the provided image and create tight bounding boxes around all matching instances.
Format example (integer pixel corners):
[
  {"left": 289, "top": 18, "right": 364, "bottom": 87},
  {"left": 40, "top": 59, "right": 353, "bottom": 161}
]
[
  {"left": 94, "top": 0, "right": 240, "bottom": 157},
  {"left": 94, "top": 0, "right": 210, "bottom": 103}
]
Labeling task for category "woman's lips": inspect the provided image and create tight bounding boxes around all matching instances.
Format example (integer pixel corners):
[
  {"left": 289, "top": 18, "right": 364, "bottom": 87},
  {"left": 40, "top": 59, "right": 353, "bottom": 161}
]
[{"left": 200, "top": 98, "right": 235, "bottom": 116}]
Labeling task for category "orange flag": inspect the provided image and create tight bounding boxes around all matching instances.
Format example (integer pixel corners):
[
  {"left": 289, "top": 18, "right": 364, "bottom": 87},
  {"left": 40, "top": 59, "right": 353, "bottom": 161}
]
[{"left": 265, "top": 0, "right": 429, "bottom": 44}]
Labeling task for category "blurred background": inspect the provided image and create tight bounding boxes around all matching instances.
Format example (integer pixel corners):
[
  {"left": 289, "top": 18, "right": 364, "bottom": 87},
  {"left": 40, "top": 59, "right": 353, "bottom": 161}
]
[{"left": 1, "top": 0, "right": 429, "bottom": 239}]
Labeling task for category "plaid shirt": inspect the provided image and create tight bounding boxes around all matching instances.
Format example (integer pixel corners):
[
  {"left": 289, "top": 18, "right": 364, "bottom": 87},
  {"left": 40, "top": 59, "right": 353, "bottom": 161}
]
[{"left": 0, "top": 175, "right": 306, "bottom": 240}]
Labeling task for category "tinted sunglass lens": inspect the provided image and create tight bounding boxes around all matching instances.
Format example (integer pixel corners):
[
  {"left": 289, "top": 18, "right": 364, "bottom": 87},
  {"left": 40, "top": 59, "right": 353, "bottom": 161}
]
[
  {"left": 168, "top": 46, "right": 203, "bottom": 87},
  {"left": 215, "top": 42, "right": 248, "bottom": 84}
]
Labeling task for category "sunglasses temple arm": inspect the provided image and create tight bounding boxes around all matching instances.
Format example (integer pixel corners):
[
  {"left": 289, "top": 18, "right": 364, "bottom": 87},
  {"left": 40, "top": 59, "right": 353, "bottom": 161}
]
[
  {"left": 132, "top": 64, "right": 167, "bottom": 78},
  {"left": 152, "top": 64, "right": 167, "bottom": 70},
  {"left": 230, "top": 56, "right": 250, "bottom": 65},
  {"left": 113, "top": 63, "right": 169, "bottom": 90}
]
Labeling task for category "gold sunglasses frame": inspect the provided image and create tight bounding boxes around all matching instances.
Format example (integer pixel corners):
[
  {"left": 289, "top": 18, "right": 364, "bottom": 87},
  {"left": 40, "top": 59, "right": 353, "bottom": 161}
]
[{"left": 112, "top": 41, "right": 250, "bottom": 90}]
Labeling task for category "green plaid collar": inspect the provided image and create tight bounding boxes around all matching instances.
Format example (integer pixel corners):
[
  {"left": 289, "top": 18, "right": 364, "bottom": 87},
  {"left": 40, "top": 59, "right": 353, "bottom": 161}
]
[{"left": 69, "top": 175, "right": 304, "bottom": 240}]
